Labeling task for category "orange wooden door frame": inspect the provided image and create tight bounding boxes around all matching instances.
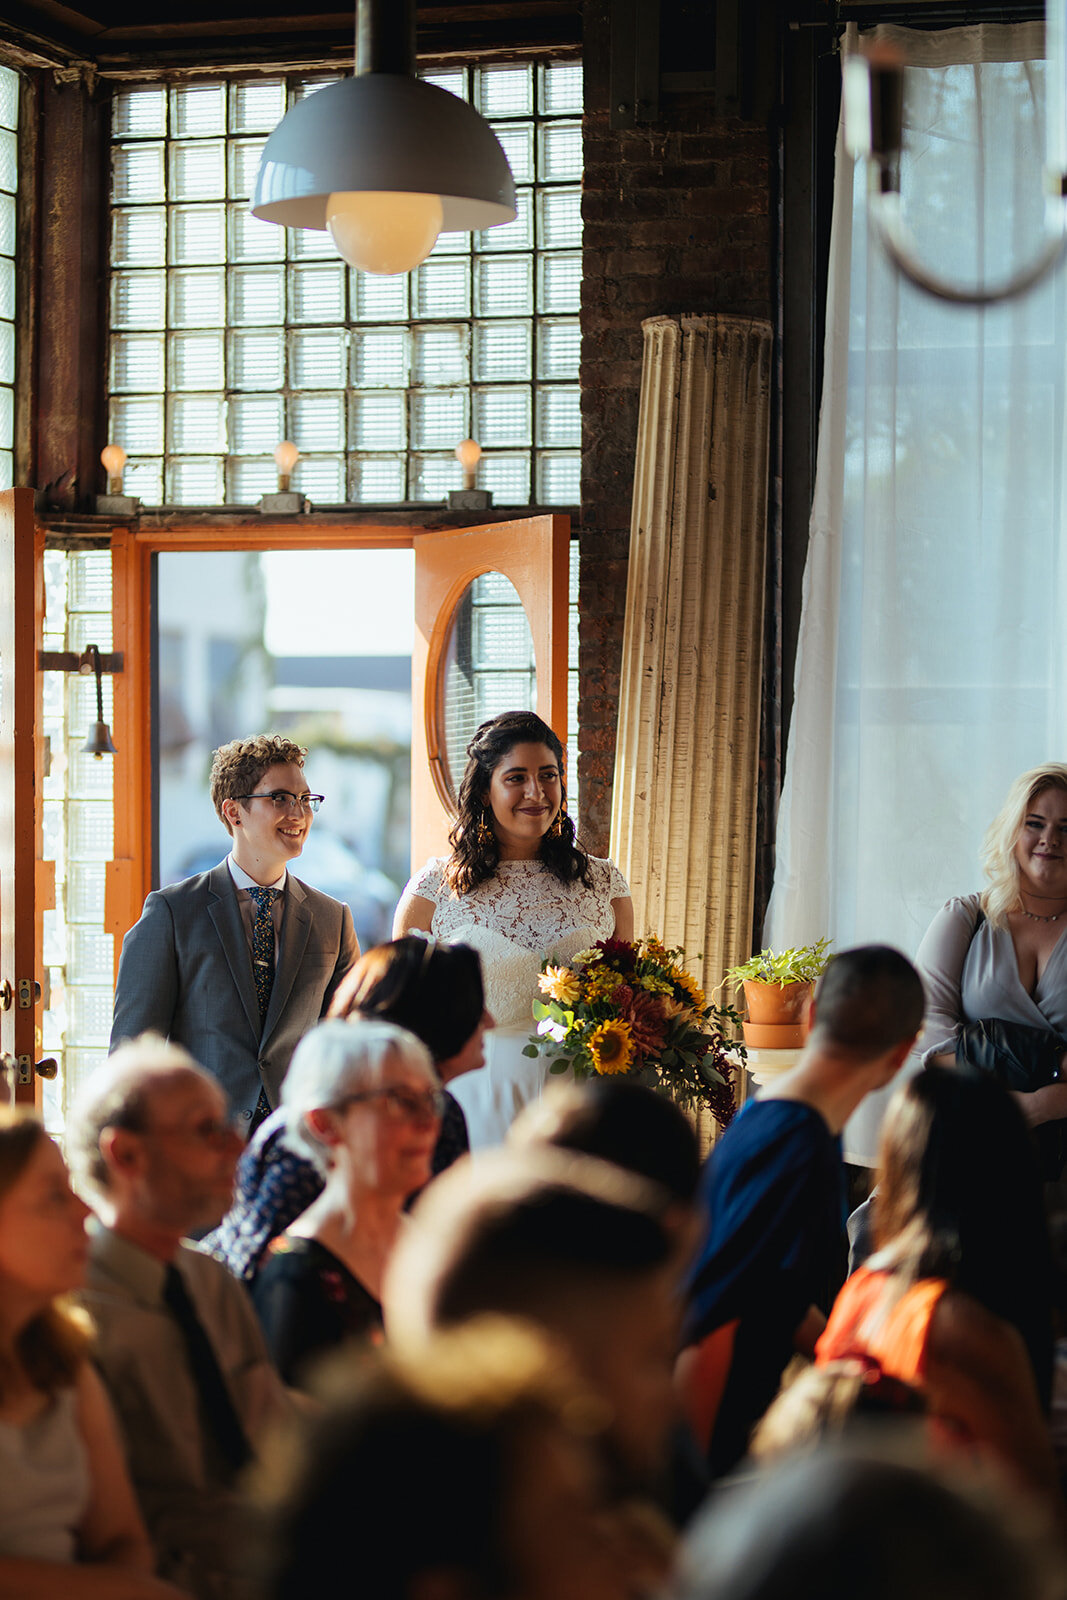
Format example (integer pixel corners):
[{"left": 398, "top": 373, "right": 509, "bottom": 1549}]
[
  {"left": 412, "top": 514, "right": 570, "bottom": 866},
  {"left": 106, "top": 518, "right": 569, "bottom": 973},
  {"left": 0, "top": 489, "right": 47, "bottom": 1104}
]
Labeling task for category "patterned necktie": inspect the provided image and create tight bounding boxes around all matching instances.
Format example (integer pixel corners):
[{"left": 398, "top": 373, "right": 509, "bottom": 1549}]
[{"left": 247, "top": 886, "right": 278, "bottom": 1020}]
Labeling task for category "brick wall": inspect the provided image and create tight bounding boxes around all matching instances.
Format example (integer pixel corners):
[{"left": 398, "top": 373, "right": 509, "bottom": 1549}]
[{"left": 578, "top": 7, "right": 775, "bottom": 856}]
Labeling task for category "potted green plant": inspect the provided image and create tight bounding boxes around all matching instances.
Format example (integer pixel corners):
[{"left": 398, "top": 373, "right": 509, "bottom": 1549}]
[{"left": 722, "top": 939, "right": 833, "bottom": 1049}]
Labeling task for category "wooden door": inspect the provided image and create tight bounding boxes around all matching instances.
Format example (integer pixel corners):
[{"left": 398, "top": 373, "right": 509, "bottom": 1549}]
[
  {"left": 0, "top": 489, "right": 47, "bottom": 1104},
  {"left": 412, "top": 514, "right": 571, "bottom": 868}
]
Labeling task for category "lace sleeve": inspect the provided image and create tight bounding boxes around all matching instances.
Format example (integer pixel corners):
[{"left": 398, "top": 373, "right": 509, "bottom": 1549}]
[
  {"left": 407, "top": 857, "right": 446, "bottom": 903},
  {"left": 603, "top": 857, "right": 630, "bottom": 900}
]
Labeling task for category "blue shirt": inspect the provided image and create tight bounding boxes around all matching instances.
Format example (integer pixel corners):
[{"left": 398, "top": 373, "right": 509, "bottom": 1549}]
[{"left": 682, "top": 1098, "right": 845, "bottom": 1474}]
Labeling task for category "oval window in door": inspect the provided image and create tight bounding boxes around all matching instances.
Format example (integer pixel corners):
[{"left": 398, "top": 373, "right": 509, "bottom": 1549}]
[{"left": 437, "top": 572, "right": 537, "bottom": 807}]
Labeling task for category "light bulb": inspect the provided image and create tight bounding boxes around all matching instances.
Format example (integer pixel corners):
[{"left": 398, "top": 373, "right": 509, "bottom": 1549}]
[
  {"left": 455, "top": 437, "right": 482, "bottom": 490},
  {"left": 326, "top": 191, "right": 443, "bottom": 275},
  {"left": 273, "top": 439, "right": 300, "bottom": 490},
  {"left": 101, "top": 443, "right": 127, "bottom": 492}
]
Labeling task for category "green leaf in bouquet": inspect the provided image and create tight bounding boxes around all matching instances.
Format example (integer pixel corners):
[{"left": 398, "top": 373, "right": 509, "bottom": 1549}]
[
  {"left": 549, "top": 1058, "right": 571, "bottom": 1074},
  {"left": 532, "top": 999, "right": 550, "bottom": 1022},
  {"left": 522, "top": 1044, "right": 540, "bottom": 1058}
]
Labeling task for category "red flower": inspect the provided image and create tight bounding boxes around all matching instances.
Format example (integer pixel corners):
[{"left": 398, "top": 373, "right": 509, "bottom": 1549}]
[
  {"left": 595, "top": 938, "right": 637, "bottom": 972},
  {"left": 616, "top": 987, "right": 669, "bottom": 1058}
]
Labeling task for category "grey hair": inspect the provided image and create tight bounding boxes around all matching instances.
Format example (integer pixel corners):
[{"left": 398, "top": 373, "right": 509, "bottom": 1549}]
[
  {"left": 68, "top": 1033, "right": 211, "bottom": 1196},
  {"left": 281, "top": 1019, "right": 436, "bottom": 1172}
]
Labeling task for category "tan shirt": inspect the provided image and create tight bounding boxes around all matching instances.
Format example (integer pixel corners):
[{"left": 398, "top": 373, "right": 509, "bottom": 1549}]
[{"left": 81, "top": 1222, "right": 296, "bottom": 1600}]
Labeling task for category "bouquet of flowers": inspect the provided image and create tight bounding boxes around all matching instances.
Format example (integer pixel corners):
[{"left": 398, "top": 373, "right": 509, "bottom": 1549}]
[{"left": 523, "top": 937, "right": 740, "bottom": 1127}]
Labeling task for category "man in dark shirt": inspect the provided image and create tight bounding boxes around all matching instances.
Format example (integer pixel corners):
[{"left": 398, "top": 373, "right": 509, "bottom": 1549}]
[{"left": 678, "top": 945, "right": 924, "bottom": 1476}]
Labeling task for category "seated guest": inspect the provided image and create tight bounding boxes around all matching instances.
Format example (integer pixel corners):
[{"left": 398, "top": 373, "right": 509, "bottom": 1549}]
[
  {"left": 816, "top": 1068, "right": 1058, "bottom": 1507},
  {"left": 678, "top": 946, "right": 924, "bottom": 1477},
  {"left": 205, "top": 937, "right": 490, "bottom": 1281},
  {"left": 385, "top": 1147, "right": 684, "bottom": 1544},
  {"left": 510, "top": 1078, "right": 701, "bottom": 1224},
  {"left": 251, "top": 1020, "right": 442, "bottom": 1385},
  {"left": 510, "top": 1080, "right": 707, "bottom": 1524},
  {"left": 0, "top": 1108, "right": 181, "bottom": 1599},
  {"left": 672, "top": 1445, "right": 1057, "bottom": 1600},
  {"left": 258, "top": 1318, "right": 629, "bottom": 1600},
  {"left": 69, "top": 1037, "right": 297, "bottom": 1600}
]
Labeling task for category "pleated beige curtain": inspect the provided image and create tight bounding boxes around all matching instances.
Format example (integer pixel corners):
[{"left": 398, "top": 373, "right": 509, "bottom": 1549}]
[{"left": 610, "top": 313, "right": 773, "bottom": 1136}]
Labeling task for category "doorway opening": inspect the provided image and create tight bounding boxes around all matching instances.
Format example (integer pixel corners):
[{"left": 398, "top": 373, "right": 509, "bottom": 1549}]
[{"left": 156, "top": 547, "right": 415, "bottom": 952}]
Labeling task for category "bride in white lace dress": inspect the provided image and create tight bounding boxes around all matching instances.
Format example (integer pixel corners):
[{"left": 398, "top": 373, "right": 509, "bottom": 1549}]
[{"left": 394, "top": 711, "right": 633, "bottom": 1148}]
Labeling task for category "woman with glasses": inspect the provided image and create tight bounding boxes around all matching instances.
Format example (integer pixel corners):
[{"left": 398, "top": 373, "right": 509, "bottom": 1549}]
[
  {"left": 249, "top": 1019, "right": 442, "bottom": 1387},
  {"left": 205, "top": 936, "right": 490, "bottom": 1282}
]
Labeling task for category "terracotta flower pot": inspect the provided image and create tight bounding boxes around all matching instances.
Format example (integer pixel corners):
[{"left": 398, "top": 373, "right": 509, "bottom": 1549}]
[
  {"left": 742, "top": 1019, "right": 808, "bottom": 1049},
  {"left": 742, "top": 978, "right": 813, "bottom": 1028}
]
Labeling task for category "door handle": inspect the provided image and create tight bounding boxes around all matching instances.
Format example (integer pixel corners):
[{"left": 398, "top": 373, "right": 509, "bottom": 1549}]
[
  {"left": 0, "top": 981, "right": 12, "bottom": 1012},
  {"left": 34, "top": 1058, "right": 58, "bottom": 1080}
]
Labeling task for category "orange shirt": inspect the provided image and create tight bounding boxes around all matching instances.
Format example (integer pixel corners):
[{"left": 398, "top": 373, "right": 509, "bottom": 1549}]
[{"left": 815, "top": 1266, "right": 947, "bottom": 1385}]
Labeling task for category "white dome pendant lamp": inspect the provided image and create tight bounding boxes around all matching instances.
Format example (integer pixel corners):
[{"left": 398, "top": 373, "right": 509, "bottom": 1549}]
[{"left": 251, "top": 0, "right": 517, "bottom": 274}]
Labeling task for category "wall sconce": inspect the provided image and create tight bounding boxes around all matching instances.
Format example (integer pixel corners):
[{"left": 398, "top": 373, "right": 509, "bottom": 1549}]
[
  {"left": 448, "top": 438, "right": 492, "bottom": 511},
  {"left": 844, "top": 16, "right": 1067, "bottom": 306},
  {"left": 250, "top": 0, "right": 516, "bottom": 276},
  {"left": 259, "top": 441, "right": 308, "bottom": 514},
  {"left": 95, "top": 444, "right": 140, "bottom": 517},
  {"left": 37, "top": 644, "right": 123, "bottom": 759}
]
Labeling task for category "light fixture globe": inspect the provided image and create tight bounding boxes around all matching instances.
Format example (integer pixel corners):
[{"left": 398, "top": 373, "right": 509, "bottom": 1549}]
[
  {"left": 251, "top": 74, "right": 517, "bottom": 241},
  {"left": 326, "top": 190, "right": 444, "bottom": 274}
]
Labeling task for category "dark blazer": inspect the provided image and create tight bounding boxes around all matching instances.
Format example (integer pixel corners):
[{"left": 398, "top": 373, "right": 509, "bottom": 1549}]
[{"left": 110, "top": 862, "right": 359, "bottom": 1123}]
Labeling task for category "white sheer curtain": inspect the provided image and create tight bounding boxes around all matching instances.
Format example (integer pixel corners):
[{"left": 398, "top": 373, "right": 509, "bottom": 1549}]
[{"left": 768, "top": 20, "right": 1067, "bottom": 957}]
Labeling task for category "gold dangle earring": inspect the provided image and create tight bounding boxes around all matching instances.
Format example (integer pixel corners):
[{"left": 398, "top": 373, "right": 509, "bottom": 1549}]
[
  {"left": 476, "top": 806, "right": 495, "bottom": 848},
  {"left": 549, "top": 800, "right": 567, "bottom": 838}
]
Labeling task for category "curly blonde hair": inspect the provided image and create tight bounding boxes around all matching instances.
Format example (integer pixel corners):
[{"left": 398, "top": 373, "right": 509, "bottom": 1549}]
[
  {"left": 979, "top": 763, "right": 1067, "bottom": 929},
  {"left": 210, "top": 734, "right": 309, "bottom": 836}
]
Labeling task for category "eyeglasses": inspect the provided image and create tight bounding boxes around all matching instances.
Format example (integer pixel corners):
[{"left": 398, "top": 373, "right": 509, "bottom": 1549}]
[
  {"left": 335, "top": 1086, "right": 446, "bottom": 1123},
  {"left": 237, "top": 790, "right": 324, "bottom": 814},
  {"left": 129, "top": 1115, "right": 244, "bottom": 1148}
]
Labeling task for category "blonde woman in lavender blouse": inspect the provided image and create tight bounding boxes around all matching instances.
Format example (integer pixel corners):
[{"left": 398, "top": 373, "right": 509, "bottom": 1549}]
[
  {"left": 916, "top": 762, "right": 1067, "bottom": 1134},
  {"left": 394, "top": 712, "right": 633, "bottom": 1150}
]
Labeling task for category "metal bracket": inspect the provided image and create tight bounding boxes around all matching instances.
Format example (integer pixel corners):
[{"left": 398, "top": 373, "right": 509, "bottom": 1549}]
[
  {"left": 17, "top": 979, "right": 40, "bottom": 1008},
  {"left": 16, "top": 1055, "right": 32, "bottom": 1086},
  {"left": 38, "top": 649, "right": 124, "bottom": 674}
]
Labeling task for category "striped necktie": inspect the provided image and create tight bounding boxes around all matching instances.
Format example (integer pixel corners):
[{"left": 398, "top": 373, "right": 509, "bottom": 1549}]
[{"left": 247, "top": 886, "right": 278, "bottom": 1020}]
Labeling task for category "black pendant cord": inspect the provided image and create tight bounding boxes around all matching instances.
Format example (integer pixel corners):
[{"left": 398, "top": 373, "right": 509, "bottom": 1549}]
[
  {"left": 90, "top": 644, "right": 105, "bottom": 726},
  {"left": 356, "top": 0, "right": 415, "bottom": 77}
]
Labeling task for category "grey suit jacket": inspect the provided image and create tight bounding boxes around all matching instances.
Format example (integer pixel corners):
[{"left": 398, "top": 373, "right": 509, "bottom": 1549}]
[{"left": 110, "top": 862, "right": 358, "bottom": 1123}]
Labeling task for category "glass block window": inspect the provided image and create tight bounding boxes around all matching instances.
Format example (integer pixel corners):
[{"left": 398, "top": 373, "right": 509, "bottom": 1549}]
[
  {"left": 107, "top": 62, "right": 582, "bottom": 507},
  {"left": 40, "top": 550, "right": 116, "bottom": 1133},
  {"left": 0, "top": 66, "right": 19, "bottom": 490}
]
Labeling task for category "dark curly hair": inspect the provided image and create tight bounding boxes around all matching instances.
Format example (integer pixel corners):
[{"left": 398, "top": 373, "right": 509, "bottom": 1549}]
[{"left": 445, "top": 711, "right": 590, "bottom": 895}]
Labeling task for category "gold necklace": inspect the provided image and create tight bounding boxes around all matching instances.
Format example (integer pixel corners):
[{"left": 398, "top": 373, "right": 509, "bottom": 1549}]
[{"left": 1021, "top": 904, "right": 1067, "bottom": 923}]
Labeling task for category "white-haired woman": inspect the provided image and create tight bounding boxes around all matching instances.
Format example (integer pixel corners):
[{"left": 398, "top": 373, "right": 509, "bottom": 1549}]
[
  {"left": 917, "top": 762, "right": 1067, "bottom": 1171},
  {"left": 250, "top": 1019, "right": 443, "bottom": 1387}
]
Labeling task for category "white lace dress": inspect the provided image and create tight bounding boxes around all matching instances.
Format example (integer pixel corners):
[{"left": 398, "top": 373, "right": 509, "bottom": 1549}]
[{"left": 405, "top": 855, "right": 630, "bottom": 1148}]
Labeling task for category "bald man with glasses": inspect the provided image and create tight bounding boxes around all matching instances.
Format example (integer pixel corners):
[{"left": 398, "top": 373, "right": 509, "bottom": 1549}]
[{"left": 111, "top": 734, "right": 359, "bottom": 1135}]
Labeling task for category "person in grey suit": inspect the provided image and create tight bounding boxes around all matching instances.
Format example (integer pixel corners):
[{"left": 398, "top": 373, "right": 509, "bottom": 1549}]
[{"left": 110, "top": 734, "right": 359, "bottom": 1136}]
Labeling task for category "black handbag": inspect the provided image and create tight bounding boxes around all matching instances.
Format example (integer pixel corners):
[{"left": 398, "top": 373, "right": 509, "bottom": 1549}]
[{"left": 955, "top": 1017, "right": 1067, "bottom": 1179}]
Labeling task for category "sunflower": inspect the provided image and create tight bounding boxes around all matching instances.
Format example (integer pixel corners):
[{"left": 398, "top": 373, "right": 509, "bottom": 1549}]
[
  {"left": 539, "top": 965, "right": 581, "bottom": 1006},
  {"left": 672, "top": 968, "right": 706, "bottom": 1012},
  {"left": 588, "top": 1019, "right": 635, "bottom": 1076}
]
